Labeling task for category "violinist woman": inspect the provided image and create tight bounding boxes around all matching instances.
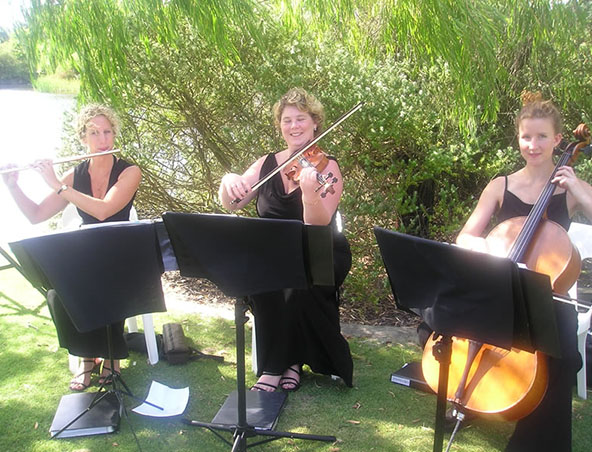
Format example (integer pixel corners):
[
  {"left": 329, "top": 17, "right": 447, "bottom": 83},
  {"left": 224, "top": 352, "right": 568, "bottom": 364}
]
[
  {"left": 1, "top": 104, "right": 141, "bottom": 391},
  {"left": 219, "top": 88, "right": 353, "bottom": 391},
  {"left": 457, "top": 92, "right": 592, "bottom": 451}
]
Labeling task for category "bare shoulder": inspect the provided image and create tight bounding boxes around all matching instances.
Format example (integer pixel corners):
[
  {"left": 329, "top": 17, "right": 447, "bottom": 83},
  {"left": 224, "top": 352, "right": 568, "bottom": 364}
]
[
  {"left": 119, "top": 164, "right": 142, "bottom": 182},
  {"left": 486, "top": 175, "right": 505, "bottom": 192},
  {"left": 124, "top": 164, "right": 142, "bottom": 175},
  {"left": 481, "top": 176, "right": 505, "bottom": 200}
]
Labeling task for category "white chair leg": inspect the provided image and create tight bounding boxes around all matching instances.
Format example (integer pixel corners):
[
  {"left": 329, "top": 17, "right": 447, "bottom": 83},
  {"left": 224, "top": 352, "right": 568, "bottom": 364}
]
[
  {"left": 576, "top": 330, "right": 588, "bottom": 399},
  {"left": 69, "top": 354, "right": 79, "bottom": 374},
  {"left": 127, "top": 316, "right": 139, "bottom": 333},
  {"left": 251, "top": 316, "right": 258, "bottom": 375},
  {"left": 576, "top": 308, "right": 591, "bottom": 400},
  {"left": 142, "top": 314, "right": 159, "bottom": 365}
]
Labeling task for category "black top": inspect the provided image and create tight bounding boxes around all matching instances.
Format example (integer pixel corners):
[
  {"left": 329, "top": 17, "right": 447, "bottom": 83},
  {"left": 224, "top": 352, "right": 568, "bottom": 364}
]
[
  {"left": 496, "top": 175, "right": 571, "bottom": 231},
  {"left": 73, "top": 156, "right": 136, "bottom": 224},
  {"left": 256, "top": 153, "right": 339, "bottom": 227}
]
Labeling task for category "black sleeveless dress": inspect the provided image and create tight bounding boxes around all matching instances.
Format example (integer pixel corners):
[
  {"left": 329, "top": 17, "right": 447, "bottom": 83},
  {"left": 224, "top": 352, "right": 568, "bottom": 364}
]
[
  {"left": 73, "top": 157, "right": 135, "bottom": 224},
  {"left": 499, "top": 177, "right": 580, "bottom": 452},
  {"left": 46, "top": 157, "right": 136, "bottom": 359},
  {"left": 248, "top": 153, "right": 354, "bottom": 386}
]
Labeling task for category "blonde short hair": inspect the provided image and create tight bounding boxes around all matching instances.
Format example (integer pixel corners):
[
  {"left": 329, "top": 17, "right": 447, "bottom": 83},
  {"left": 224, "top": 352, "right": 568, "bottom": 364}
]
[
  {"left": 272, "top": 88, "right": 325, "bottom": 136},
  {"left": 76, "top": 103, "right": 121, "bottom": 140}
]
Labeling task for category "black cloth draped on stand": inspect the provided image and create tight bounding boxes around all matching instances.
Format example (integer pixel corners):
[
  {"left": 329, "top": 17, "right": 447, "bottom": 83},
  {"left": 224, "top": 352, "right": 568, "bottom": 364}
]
[
  {"left": 250, "top": 153, "right": 353, "bottom": 387},
  {"left": 10, "top": 218, "right": 167, "bottom": 359}
]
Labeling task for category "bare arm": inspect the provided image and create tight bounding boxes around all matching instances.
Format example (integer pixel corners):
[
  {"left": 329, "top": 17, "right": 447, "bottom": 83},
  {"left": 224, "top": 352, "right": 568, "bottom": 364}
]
[
  {"left": 554, "top": 165, "right": 592, "bottom": 221},
  {"left": 456, "top": 177, "right": 504, "bottom": 252},
  {"left": 57, "top": 166, "right": 142, "bottom": 221},
  {"left": 219, "top": 156, "right": 266, "bottom": 211},
  {"left": 3, "top": 160, "right": 141, "bottom": 224},
  {"left": 299, "top": 159, "right": 343, "bottom": 226},
  {"left": 2, "top": 163, "right": 70, "bottom": 224}
]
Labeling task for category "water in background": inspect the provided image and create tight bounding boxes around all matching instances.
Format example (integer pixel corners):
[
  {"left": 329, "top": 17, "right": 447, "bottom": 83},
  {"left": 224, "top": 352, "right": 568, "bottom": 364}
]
[{"left": 0, "top": 89, "right": 75, "bottom": 243}]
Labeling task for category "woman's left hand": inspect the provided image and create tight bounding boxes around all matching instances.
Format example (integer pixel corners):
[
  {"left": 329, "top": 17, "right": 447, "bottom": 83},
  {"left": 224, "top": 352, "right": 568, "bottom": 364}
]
[
  {"left": 33, "top": 159, "right": 61, "bottom": 191},
  {"left": 299, "top": 167, "right": 323, "bottom": 204},
  {"left": 555, "top": 165, "right": 592, "bottom": 219},
  {"left": 552, "top": 165, "right": 580, "bottom": 191}
]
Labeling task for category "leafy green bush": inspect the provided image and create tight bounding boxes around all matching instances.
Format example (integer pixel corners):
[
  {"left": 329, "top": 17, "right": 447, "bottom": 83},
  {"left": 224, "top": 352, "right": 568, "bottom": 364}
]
[{"left": 0, "top": 38, "right": 29, "bottom": 84}]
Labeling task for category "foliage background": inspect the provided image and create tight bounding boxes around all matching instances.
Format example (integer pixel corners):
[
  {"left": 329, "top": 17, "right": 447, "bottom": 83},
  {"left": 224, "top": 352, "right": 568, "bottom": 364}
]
[
  {"left": 0, "top": 33, "right": 29, "bottom": 84},
  {"left": 15, "top": 0, "right": 592, "bottom": 312}
]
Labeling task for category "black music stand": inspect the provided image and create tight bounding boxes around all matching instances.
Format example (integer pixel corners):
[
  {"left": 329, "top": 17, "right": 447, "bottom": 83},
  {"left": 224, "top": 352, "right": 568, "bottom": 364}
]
[
  {"left": 9, "top": 221, "right": 168, "bottom": 442},
  {"left": 373, "top": 228, "right": 560, "bottom": 452},
  {"left": 162, "top": 212, "right": 337, "bottom": 452}
]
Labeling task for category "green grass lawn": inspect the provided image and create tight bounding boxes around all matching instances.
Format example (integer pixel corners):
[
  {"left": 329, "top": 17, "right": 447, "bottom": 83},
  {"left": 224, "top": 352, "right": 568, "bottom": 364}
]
[{"left": 0, "top": 268, "right": 590, "bottom": 452}]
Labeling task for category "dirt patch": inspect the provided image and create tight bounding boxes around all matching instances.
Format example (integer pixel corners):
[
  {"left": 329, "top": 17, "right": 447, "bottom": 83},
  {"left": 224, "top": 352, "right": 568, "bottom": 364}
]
[
  {"left": 163, "top": 260, "right": 592, "bottom": 328},
  {"left": 162, "top": 272, "right": 420, "bottom": 327}
]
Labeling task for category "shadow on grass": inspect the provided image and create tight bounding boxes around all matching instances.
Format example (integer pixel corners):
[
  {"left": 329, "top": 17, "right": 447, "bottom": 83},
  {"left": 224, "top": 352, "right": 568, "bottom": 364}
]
[
  {"left": 0, "top": 289, "right": 48, "bottom": 319},
  {"left": 1, "top": 291, "right": 590, "bottom": 451}
]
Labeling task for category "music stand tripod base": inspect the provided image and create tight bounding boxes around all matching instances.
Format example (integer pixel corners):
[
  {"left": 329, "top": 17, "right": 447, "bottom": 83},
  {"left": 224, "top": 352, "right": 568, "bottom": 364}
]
[{"left": 162, "top": 213, "right": 338, "bottom": 451}]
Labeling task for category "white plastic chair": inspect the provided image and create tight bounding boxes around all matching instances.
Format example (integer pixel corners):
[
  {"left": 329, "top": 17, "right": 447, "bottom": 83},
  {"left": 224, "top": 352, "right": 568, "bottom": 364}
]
[
  {"left": 62, "top": 204, "right": 160, "bottom": 372},
  {"left": 568, "top": 222, "right": 592, "bottom": 400}
]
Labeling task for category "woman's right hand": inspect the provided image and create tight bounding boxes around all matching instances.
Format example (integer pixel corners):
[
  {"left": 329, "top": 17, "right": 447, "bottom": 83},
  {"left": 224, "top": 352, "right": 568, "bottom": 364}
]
[
  {"left": 219, "top": 173, "right": 253, "bottom": 210},
  {"left": 1, "top": 164, "right": 19, "bottom": 189},
  {"left": 221, "top": 174, "right": 250, "bottom": 202},
  {"left": 33, "top": 159, "right": 62, "bottom": 191}
]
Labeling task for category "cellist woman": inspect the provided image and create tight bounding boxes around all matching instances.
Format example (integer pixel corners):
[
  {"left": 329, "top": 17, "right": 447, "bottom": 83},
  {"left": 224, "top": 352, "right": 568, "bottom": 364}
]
[{"left": 456, "top": 92, "right": 592, "bottom": 451}]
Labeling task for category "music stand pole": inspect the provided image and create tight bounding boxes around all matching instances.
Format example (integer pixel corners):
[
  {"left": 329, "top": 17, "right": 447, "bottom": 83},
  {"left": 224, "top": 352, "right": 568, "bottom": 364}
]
[
  {"left": 164, "top": 213, "right": 337, "bottom": 450},
  {"left": 183, "top": 296, "right": 337, "bottom": 451},
  {"left": 431, "top": 335, "right": 453, "bottom": 452}
]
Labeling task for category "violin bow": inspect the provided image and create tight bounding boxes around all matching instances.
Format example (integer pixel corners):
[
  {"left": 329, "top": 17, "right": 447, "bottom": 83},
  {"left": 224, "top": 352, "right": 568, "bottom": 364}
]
[{"left": 248, "top": 101, "right": 364, "bottom": 194}]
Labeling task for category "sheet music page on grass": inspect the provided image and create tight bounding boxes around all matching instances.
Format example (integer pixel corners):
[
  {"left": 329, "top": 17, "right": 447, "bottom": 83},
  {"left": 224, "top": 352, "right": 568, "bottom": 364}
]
[{"left": 132, "top": 381, "right": 189, "bottom": 417}]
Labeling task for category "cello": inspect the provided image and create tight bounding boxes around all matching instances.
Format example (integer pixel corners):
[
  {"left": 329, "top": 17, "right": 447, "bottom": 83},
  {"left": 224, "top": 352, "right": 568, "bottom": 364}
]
[{"left": 421, "top": 124, "right": 591, "bottom": 422}]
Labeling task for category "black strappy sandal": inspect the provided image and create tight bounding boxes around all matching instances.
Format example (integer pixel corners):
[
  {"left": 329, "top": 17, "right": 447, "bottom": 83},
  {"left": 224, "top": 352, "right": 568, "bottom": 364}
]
[
  {"left": 69, "top": 359, "right": 100, "bottom": 391},
  {"left": 250, "top": 372, "right": 280, "bottom": 392},
  {"left": 279, "top": 365, "right": 302, "bottom": 392}
]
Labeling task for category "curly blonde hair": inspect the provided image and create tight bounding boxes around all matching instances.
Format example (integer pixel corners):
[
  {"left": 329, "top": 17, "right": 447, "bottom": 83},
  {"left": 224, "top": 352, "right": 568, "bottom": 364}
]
[
  {"left": 272, "top": 88, "right": 325, "bottom": 136},
  {"left": 76, "top": 103, "right": 121, "bottom": 140},
  {"left": 515, "top": 91, "right": 563, "bottom": 134}
]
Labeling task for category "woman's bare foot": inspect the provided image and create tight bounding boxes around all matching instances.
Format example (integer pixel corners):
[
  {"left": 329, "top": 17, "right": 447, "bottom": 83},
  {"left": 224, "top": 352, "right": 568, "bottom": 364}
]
[
  {"left": 250, "top": 373, "right": 281, "bottom": 392},
  {"left": 279, "top": 365, "right": 301, "bottom": 391},
  {"left": 99, "top": 359, "right": 121, "bottom": 385},
  {"left": 69, "top": 358, "right": 99, "bottom": 391}
]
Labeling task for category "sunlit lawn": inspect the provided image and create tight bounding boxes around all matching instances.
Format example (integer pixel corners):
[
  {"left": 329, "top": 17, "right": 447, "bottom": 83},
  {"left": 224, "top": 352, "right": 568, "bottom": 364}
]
[{"left": 0, "top": 268, "right": 590, "bottom": 452}]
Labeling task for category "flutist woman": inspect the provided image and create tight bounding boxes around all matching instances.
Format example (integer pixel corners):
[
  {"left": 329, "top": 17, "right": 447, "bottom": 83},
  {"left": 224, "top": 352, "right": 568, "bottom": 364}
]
[{"left": 1, "top": 104, "right": 141, "bottom": 391}]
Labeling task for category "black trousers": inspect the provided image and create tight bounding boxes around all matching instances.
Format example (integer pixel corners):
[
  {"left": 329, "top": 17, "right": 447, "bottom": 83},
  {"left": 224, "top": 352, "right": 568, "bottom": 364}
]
[{"left": 505, "top": 302, "right": 580, "bottom": 452}]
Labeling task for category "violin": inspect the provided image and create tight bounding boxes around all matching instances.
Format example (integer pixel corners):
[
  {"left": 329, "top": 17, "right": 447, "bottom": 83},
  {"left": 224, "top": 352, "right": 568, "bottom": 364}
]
[
  {"left": 283, "top": 144, "right": 338, "bottom": 198},
  {"left": 231, "top": 102, "right": 363, "bottom": 204},
  {"left": 422, "top": 124, "right": 591, "bottom": 421}
]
